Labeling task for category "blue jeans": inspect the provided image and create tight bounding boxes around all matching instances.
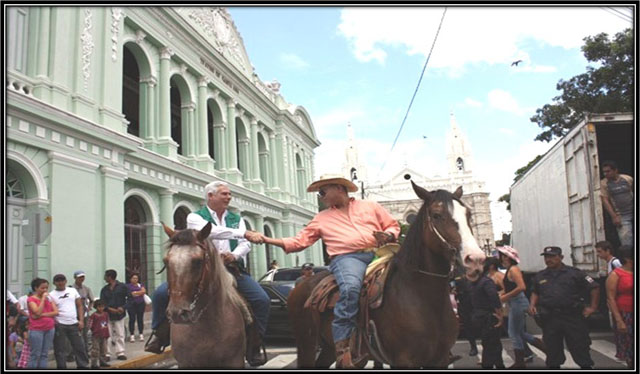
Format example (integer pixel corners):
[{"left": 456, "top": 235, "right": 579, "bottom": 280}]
[
  {"left": 151, "top": 281, "right": 169, "bottom": 330},
  {"left": 329, "top": 251, "right": 375, "bottom": 342},
  {"left": 617, "top": 214, "right": 634, "bottom": 247},
  {"left": 28, "top": 328, "right": 55, "bottom": 368},
  {"left": 151, "top": 272, "right": 270, "bottom": 338},
  {"left": 507, "top": 292, "right": 535, "bottom": 350},
  {"left": 235, "top": 270, "right": 270, "bottom": 338}
]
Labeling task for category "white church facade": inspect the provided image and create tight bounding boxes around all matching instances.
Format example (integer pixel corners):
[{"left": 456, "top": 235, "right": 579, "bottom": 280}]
[{"left": 343, "top": 114, "right": 495, "bottom": 252}]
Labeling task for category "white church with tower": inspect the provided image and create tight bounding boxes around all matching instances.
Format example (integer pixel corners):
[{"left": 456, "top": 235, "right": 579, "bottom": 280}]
[{"left": 343, "top": 112, "right": 495, "bottom": 252}]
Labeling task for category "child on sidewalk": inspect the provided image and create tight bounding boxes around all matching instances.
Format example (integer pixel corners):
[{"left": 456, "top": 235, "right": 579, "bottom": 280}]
[
  {"left": 88, "top": 300, "right": 111, "bottom": 369},
  {"left": 16, "top": 319, "right": 31, "bottom": 369}
]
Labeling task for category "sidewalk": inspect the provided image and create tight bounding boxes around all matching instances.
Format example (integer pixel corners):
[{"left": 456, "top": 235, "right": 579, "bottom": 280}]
[{"left": 47, "top": 307, "right": 173, "bottom": 369}]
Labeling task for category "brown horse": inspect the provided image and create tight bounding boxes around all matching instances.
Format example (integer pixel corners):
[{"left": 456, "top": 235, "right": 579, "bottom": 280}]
[
  {"left": 288, "top": 179, "right": 486, "bottom": 368},
  {"left": 162, "top": 222, "right": 250, "bottom": 368}
]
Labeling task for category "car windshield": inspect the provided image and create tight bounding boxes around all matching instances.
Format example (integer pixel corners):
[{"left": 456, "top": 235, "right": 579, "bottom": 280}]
[{"left": 273, "top": 270, "right": 301, "bottom": 281}]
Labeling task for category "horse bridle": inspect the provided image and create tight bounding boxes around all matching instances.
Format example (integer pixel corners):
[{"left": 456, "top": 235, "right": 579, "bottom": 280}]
[
  {"left": 163, "top": 240, "right": 212, "bottom": 323},
  {"left": 415, "top": 205, "right": 460, "bottom": 279}
]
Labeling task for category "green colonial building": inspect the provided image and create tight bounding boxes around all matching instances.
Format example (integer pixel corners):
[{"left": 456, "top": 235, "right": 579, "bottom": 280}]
[{"left": 6, "top": 6, "right": 323, "bottom": 297}]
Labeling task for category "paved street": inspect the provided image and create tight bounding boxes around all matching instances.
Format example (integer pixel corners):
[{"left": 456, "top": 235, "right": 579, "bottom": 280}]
[{"left": 150, "top": 332, "right": 629, "bottom": 369}]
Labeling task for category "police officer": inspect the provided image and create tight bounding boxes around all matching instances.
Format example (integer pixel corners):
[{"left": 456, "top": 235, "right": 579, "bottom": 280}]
[{"left": 529, "top": 246, "right": 599, "bottom": 369}]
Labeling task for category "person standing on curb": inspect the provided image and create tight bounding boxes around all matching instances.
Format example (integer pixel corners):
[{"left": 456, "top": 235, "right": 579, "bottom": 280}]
[{"left": 50, "top": 273, "right": 90, "bottom": 369}]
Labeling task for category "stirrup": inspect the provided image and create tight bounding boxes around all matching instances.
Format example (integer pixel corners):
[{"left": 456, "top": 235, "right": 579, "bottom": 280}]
[{"left": 144, "top": 330, "right": 165, "bottom": 354}]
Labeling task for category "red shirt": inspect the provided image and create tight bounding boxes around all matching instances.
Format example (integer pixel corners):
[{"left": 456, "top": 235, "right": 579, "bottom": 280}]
[
  {"left": 89, "top": 312, "right": 110, "bottom": 338},
  {"left": 27, "top": 296, "right": 55, "bottom": 331},
  {"left": 613, "top": 267, "right": 633, "bottom": 312}
]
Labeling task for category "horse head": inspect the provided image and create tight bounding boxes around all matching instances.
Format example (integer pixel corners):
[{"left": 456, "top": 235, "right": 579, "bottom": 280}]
[
  {"left": 162, "top": 222, "right": 218, "bottom": 324},
  {"left": 402, "top": 175, "right": 486, "bottom": 278}
]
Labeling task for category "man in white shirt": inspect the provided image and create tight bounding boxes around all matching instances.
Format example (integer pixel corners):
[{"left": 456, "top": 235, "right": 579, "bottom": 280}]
[
  {"left": 50, "top": 274, "right": 89, "bottom": 369},
  {"left": 145, "top": 181, "right": 268, "bottom": 366}
]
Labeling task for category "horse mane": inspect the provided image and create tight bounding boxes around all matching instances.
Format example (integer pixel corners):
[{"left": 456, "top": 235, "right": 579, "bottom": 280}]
[
  {"left": 393, "top": 190, "right": 455, "bottom": 272},
  {"left": 167, "top": 229, "right": 253, "bottom": 324}
]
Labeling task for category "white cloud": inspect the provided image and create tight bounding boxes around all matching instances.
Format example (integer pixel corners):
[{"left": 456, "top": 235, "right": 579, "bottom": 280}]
[
  {"left": 338, "top": 7, "right": 631, "bottom": 72},
  {"left": 487, "top": 89, "right": 534, "bottom": 116},
  {"left": 280, "top": 53, "right": 310, "bottom": 70},
  {"left": 463, "top": 98, "right": 483, "bottom": 108},
  {"left": 313, "top": 107, "right": 366, "bottom": 138},
  {"left": 498, "top": 127, "right": 515, "bottom": 135}
]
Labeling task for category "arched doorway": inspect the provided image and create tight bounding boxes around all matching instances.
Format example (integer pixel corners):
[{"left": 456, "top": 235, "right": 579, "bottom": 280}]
[
  {"left": 124, "top": 196, "right": 149, "bottom": 287},
  {"left": 264, "top": 225, "right": 274, "bottom": 268},
  {"left": 173, "top": 206, "right": 191, "bottom": 230},
  {"left": 243, "top": 219, "right": 252, "bottom": 275},
  {"left": 6, "top": 169, "right": 27, "bottom": 295}
]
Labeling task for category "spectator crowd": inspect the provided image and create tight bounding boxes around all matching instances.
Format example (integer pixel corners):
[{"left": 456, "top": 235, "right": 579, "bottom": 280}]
[{"left": 6, "top": 268, "right": 150, "bottom": 369}]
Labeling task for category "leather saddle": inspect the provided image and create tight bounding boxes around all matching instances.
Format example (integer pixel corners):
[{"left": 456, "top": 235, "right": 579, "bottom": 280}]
[{"left": 303, "top": 245, "right": 400, "bottom": 365}]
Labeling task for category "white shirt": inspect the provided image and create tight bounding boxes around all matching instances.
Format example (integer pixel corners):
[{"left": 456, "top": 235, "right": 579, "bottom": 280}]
[
  {"left": 607, "top": 257, "right": 622, "bottom": 274},
  {"left": 50, "top": 286, "right": 81, "bottom": 325},
  {"left": 7, "top": 290, "right": 18, "bottom": 304},
  {"left": 186, "top": 207, "right": 251, "bottom": 264},
  {"left": 18, "top": 295, "right": 30, "bottom": 315}
]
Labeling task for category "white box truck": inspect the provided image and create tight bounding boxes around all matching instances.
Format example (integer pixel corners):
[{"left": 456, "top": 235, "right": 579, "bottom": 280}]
[{"left": 510, "top": 112, "right": 634, "bottom": 277}]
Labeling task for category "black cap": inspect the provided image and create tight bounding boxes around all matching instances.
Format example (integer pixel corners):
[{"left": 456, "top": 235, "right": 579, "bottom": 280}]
[
  {"left": 540, "top": 246, "right": 562, "bottom": 256},
  {"left": 302, "top": 263, "right": 314, "bottom": 270},
  {"left": 53, "top": 274, "right": 66, "bottom": 282}
]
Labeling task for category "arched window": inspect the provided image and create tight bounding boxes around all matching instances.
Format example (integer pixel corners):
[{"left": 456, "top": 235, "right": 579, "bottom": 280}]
[
  {"left": 124, "top": 197, "right": 148, "bottom": 286},
  {"left": 456, "top": 157, "right": 464, "bottom": 171},
  {"left": 122, "top": 46, "right": 140, "bottom": 137},
  {"left": 6, "top": 171, "right": 24, "bottom": 198}
]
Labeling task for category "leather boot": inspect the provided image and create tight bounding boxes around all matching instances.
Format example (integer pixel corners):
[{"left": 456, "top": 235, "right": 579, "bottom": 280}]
[
  {"left": 335, "top": 339, "right": 356, "bottom": 369},
  {"left": 531, "top": 337, "right": 547, "bottom": 354},
  {"left": 246, "top": 323, "right": 267, "bottom": 367},
  {"left": 509, "top": 349, "right": 526, "bottom": 369},
  {"left": 144, "top": 319, "right": 170, "bottom": 354}
]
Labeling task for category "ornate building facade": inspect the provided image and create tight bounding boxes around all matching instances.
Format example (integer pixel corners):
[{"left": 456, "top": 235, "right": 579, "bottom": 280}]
[
  {"left": 343, "top": 113, "right": 495, "bottom": 251},
  {"left": 6, "top": 7, "right": 323, "bottom": 295}
]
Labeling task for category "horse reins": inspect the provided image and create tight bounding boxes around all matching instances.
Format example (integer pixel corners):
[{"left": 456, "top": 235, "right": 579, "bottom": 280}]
[
  {"left": 165, "top": 240, "right": 212, "bottom": 323},
  {"left": 414, "top": 206, "right": 459, "bottom": 279}
]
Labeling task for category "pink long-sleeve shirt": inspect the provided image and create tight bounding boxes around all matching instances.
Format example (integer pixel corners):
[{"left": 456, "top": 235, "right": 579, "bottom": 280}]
[{"left": 282, "top": 198, "right": 401, "bottom": 257}]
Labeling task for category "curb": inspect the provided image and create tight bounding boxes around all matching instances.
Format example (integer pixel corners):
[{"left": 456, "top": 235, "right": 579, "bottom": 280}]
[{"left": 111, "top": 347, "right": 173, "bottom": 369}]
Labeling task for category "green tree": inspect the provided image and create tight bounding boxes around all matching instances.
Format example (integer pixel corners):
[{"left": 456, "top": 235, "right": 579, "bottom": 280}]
[{"left": 530, "top": 28, "right": 633, "bottom": 142}]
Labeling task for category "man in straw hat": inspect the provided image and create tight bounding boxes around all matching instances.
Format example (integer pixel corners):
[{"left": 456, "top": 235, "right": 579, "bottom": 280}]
[{"left": 259, "top": 174, "right": 400, "bottom": 368}]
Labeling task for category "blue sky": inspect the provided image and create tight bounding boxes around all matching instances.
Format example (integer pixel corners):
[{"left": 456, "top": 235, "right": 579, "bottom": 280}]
[{"left": 227, "top": 6, "right": 633, "bottom": 238}]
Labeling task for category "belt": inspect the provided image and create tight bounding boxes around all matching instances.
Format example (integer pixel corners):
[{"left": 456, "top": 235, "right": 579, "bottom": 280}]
[{"left": 329, "top": 248, "right": 372, "bottom": 260}]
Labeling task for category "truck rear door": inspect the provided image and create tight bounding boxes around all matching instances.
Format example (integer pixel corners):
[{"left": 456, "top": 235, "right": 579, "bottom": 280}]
[{"left": 563, "top": 124, "right": 603, "bottom": 272}]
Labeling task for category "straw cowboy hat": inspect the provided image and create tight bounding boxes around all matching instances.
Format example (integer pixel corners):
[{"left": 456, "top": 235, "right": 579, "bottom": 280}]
[
  {"left": 496, "top": 245, "right": 520, "bottom": 264},
  {"left": 307, "top": 174, "right": 358, "bottom": 193}
]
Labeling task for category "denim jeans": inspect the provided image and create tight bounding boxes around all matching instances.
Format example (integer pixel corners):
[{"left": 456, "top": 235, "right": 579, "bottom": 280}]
[
  {"left": 54, "top": 323, "right": 90, "bottom": 368},
  {"left": 617, "top": 214, "right": 634, "bottom": 247},
  {"left": 151, "top": 281, "right": 169, "bottom": 330},
  {"left": 329, "top": 251, "right": 375, "bottom": 342},
  {"left": 507, "top": 292, "right": 536, "bottom": 350},
  {"left": 151, "top": 272, "right": 270, "bottom": 338},
  {"left": 235, "top": 270, "right": 271, "bottom": 338},
  {"left": 28, "top": 328, "right": 55, "bottom": 368}
]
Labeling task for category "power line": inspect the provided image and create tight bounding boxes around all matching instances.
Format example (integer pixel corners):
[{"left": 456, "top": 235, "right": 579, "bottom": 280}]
[
  {"left": 376, "top": 7, "right": 447, "bottom": 179},
  {"left": 601, "top": 7, "right": 632, "bottom": 22},
  {"left": 607, "top": 6, "right": 633, "bottom": 21}
]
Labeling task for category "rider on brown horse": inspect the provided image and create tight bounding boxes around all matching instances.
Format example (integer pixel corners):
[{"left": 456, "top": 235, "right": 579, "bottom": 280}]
[
  {"left": 145, "top": 181, "right": 268, "bottom": 366},
  {"left": 259, "top": 174, "right": 400, "bottom": 368}
]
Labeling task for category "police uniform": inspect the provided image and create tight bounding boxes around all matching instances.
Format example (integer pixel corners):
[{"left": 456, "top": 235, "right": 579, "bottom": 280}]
[{"left": 531, "top": 248, "right": 599, "bottom": 368}]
